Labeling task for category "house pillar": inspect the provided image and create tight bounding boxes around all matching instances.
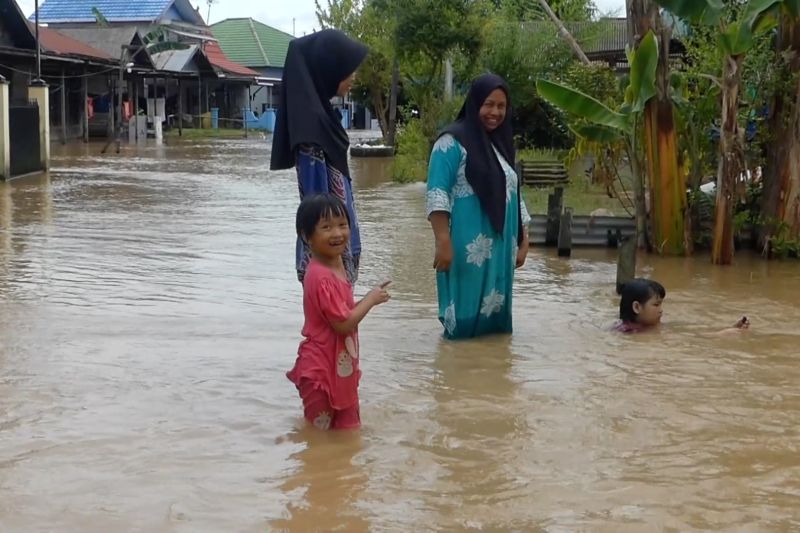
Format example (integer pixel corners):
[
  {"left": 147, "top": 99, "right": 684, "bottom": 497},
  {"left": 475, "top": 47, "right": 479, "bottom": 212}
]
[
  {"left": 60, "top": 70, "right": 67, "bottom": 145},
  {"left": 0, "top": 76, "right": 10, "bottom": 181},
  {"left": 82, "top": 70, "right": 89, "bottom": 143},
  {"left": 28, "top": 80, "right": 50, "bottom": 171}
]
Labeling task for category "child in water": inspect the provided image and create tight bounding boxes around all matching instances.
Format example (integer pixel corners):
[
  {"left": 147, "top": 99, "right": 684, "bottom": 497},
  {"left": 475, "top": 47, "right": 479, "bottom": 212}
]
[
  {"left": 615, "top": 278, "right": 749, "bottom": 334},
  {"left": 287, "top": 193, "right": 391, "bottom": 430}
]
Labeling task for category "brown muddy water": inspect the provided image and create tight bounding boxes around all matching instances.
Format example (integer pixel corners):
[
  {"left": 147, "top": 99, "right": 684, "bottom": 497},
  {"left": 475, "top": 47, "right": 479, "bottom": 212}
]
[{"left": 0, "top": 137, "right": 799, "bottom": 533}]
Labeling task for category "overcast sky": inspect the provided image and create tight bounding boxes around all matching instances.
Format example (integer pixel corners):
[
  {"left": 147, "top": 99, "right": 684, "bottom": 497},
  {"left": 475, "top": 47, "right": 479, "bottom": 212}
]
[{"left": 17, "top": 0, "right": 626, "bottom": 37}]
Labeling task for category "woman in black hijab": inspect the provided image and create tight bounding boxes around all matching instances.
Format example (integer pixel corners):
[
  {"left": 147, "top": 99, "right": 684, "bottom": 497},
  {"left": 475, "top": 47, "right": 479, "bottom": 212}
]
[
  {"left": 271, "top": 29, "right": 368, "bottom": 284},
  {"left": 425, "top": 74, "right": 531, "bottom": 339}
]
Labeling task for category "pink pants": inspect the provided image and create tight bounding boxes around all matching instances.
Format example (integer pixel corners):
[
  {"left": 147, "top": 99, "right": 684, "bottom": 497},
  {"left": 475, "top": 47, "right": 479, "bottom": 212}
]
[{"left": 298, "top": 379, "right": 360, "bottom": 430}]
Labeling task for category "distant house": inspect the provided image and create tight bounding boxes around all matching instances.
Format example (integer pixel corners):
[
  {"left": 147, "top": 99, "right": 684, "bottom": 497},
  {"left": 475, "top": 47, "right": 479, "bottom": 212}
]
[
  {"left": 523, "top": 17, "right": 688, "bottom": 72},
  {"left": 34, "top": 0, "right": 259, "bottom": 132},
  {"left": 36, "top": 0, "right": 205, "bottom": 26},
  {"left": 211, "top": 18, "right": 293, "bottom": 115},
  {"left": 1, "top": 0, "right": 117, "bottom": 171}
]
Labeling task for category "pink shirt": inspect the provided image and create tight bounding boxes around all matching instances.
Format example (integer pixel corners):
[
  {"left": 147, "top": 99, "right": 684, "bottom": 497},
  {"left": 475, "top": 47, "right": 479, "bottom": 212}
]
[
  {"left": 287, "top": 260, "right": 360, "bottom": 410},
  {"left": 613, "top": 320, "right": 645, "bottom": 333}
]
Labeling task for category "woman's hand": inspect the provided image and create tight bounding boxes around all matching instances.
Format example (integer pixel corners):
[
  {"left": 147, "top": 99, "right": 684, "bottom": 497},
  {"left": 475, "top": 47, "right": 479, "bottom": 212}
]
[
  {"left": 732, "top": 315, "right": 749, "bottom": 329},
  {"left": 515, "top": 233, "right": 529, "bottom": 269},
  {"left": 434, "top": 237, "right": 453, "bottom": 272}
]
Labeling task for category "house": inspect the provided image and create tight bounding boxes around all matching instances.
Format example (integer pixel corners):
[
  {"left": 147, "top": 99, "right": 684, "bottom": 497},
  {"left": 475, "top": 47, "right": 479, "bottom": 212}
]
[
  {"left": 523, "top": 17, "right": 688, "bottom": 72},
  {"left": 1, "top": 0, "right": 120, "bottom": 178},
  {"left": 211, "top": 18, "right": 293, "bottom": 115},
  {"left": 35, "top": 0, "right": 259, "bottom": 132}
]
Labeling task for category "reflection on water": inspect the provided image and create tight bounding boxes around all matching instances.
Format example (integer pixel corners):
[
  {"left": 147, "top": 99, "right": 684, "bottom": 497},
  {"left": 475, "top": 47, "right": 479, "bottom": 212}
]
[
  {"left": 271, "top": 430, "right": 369, "bottom": 533},
  {"left": 0, "top": 138, "right": 799, "bottom": 532}
]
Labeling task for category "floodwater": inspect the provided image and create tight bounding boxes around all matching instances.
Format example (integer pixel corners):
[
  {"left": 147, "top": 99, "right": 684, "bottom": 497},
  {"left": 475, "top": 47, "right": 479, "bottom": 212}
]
[{"left": 1, "top": 136, "right": 799, "bottom": 533}]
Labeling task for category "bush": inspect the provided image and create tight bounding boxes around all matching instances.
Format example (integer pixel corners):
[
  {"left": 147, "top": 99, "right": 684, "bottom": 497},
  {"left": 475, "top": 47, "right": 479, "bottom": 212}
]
[
  {"left": 391, "top": 97, "right": 464, "bottom": 183},
  {"left": 391, "top": 118, "right": 430, "bottom": 183}
]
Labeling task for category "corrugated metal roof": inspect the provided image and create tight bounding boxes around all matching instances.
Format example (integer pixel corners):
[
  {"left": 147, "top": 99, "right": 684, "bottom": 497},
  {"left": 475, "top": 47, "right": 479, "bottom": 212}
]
[
  {"left": 38, "top": 26, "right": 115, "bottom": 61},
  {"left": 151, "top": 44, "right": 200, "bottom": 72},
  {"left": 37, "top": 0, "right": 169, "bottom": 23},
  {"left": 203, "top": 41, "right": 259, "bottom": 78},
  {"left": 522, "top": 19, "right": 629, "bottom": 55},
  {"left": 36, "top": 0, "right": 204, "bottom": 25},
  {"left": 211, "top": 18, "right": 293, "bottom": 69},
  {"left": 54, "top": 27, "right": 155, "bottom": 68},
  {"left": 523, "top": 16, "right": 688, "bottom": 56}
]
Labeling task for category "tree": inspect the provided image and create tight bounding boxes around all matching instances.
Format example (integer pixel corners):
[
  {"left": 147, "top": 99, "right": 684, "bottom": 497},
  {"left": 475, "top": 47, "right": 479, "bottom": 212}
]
[
  {"left": 479, "top": 15, "right": 576, "bottom": 148},
  {"left": 492, "top": 0, "right": 597, "bottom": 20},
  {"left": 655, "top": 0, "right": 787, "bottom": 264},
  {"left": 537, "top": 30, "right": 661, "bottom": 247},
  {"left": 628, "top": 0, "right": 688, "bottom": 254},
  {"left": 393, "top": 0, "right": 484, "bottom": 138},
  {"left": 316, "top": 0, "right": 394, "bottom": 142},
  {"left": 760, "top": 1, "right": 800, "bottom": 253}
]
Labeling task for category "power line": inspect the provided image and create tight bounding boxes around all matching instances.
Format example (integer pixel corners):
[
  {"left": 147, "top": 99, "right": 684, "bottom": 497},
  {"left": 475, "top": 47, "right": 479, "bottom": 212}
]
[{"left": 0, "top": 63, "right": 119, "bottom": 79}]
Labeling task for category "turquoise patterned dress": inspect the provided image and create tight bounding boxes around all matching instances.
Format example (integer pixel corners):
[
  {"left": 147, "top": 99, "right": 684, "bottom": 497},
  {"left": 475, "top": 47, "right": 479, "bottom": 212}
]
[{"left": 426, "top": 134, "right": 531, "bottom": 339}]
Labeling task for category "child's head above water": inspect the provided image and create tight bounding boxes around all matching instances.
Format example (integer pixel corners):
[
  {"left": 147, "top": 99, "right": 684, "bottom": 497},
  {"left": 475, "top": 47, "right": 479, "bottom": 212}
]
[
  {"left": 619, "top": 278, "right": 665, "bottom": 327},
  {"left": 296, "top": 193, "right": 351, "bottom": 261}
]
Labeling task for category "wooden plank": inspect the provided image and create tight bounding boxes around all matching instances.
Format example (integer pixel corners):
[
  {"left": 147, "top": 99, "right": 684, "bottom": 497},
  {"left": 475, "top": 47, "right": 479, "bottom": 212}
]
[
  {"left": 545, "top": 186, "right": 563, "bottom": 246},
  {"left": 616, "top": 236, "right": 636, "bottom": 294},
  {"left": 557, "top": 207, "right": 573, "bottom": 257}
]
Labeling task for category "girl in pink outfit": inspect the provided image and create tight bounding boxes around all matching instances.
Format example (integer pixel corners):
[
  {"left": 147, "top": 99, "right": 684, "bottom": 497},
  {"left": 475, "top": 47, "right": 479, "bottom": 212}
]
[
  {"left": 614, "top": 278, "right": 749, "bottom": 334},
  {"left": 287, "top": 194, "right": 391, "bottom": 430}
]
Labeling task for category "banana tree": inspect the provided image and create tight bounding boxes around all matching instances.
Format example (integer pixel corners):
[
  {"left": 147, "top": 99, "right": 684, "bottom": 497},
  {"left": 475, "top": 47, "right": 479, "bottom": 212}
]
[
  {"left": 655, "top": 0, "right": 786, "bottom": 264},
  {"left": 760, "top": 0, "right": 800, "bottom": 252},
  {"left": 537, "top": 30, "right": 660, "bottom": 248},
  {"left": 629, "top": 0, "right": 688, "bottom": 255}
]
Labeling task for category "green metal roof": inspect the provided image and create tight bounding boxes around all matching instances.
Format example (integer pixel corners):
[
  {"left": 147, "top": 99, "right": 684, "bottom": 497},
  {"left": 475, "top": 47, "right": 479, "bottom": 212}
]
[{"left": 211, "top": 18, "right": 293, "bottom": 69}]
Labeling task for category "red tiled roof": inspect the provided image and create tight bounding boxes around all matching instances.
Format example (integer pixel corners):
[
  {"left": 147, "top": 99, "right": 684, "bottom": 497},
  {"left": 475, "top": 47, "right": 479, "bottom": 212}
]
[
  {"left": 202, "top": 41, "right": 258, "bottom": 78},
  {"left": 37, "top": 25, "right": 115, "bottom": 62}
]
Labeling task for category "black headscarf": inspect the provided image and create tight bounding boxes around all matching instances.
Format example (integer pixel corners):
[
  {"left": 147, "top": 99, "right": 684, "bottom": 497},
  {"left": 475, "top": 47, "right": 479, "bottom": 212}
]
[
  {"left": 270, "top": 29, "right": 368, "bottom": 177},
  {"left": 440, "top": 74, "right": 521, "bottom": 241}
]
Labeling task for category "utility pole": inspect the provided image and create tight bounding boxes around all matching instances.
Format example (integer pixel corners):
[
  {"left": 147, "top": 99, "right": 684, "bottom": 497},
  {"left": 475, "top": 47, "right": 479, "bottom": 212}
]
[
  {"left": 34, "top": 0, "right": 41, "bottom": 80},
  {"left": 206, "top": 0, "right": 216, "bottom": 23}
]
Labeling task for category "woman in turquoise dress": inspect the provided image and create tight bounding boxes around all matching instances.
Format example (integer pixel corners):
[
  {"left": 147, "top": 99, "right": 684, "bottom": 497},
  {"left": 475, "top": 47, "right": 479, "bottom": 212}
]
[{"left": 426, "top": 74, "right": 531, "bottom": 339}]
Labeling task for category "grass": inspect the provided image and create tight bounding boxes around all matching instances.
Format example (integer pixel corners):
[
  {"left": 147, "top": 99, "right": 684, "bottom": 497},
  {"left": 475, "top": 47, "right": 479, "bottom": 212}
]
[
  {"left": 521, "top": 157, "right": 637, "bottom": 216},
  {"left": 165, "top": 127, "right": 257, "bottom": 140},
  {"left": 516, "top": 147, "right": 568, "bottom": 162},
  {"left": 522, "top": 181, "right": 634, "bottom": 216}
]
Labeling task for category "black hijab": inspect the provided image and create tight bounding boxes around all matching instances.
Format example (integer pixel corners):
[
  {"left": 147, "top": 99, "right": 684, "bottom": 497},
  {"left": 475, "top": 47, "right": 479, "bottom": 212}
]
[
  {"left": 440, "top": 74, "right": 521, "bottom": 241},
  {"left": 270, "top": 29, "right": 368, "bottom": 177}
]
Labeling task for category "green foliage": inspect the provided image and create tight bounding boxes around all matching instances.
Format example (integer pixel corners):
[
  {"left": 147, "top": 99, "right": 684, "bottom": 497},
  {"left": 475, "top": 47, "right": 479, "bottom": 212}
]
[
  {"left": 92, "top": 7, "right": 109, "bottom": 27},
  {"left": 316, "top": 1, "right": 394, "bottom": 139},
  {"left": 655, "top": 0, "right": 724, "bottom": 26},
  {"left": 537, "top": 79, "right": 631, "bottom": 132},
  {"left": 491, "top": 0, "right": 597, "bottom": 21},
  {"left": 391, "top": 117, "right": 430, "bottom": 182},
  {"left": 393, "top": 0, "right": 483, "bottom": 64},
  {"left": 767, "top": 220, "right": 800, "bottom": 258},
  {"left": 624, "top": 30, "right": 659, "bottom": 113},
  {"left": 536, "top": 31, "right": 659, "bottom": 135},
  {"left": 479, "top": 16, "right": 575, "bottom": 148},
  {"left": 560, "top": 63, "right": 619, "bottom": 106},
  {"left": 654, "top": 0, "right": 781, "bottom": 55}
]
